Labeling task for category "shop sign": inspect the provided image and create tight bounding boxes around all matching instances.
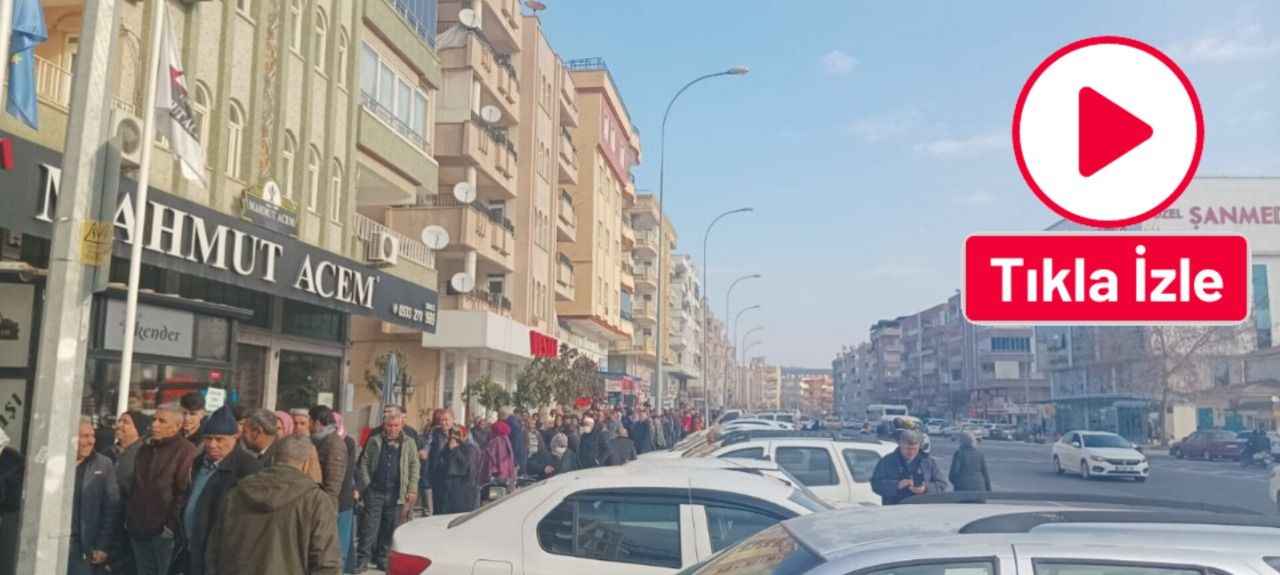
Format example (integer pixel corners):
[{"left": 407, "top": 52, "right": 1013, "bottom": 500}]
[
  {"left": 0, "top": 135, "right": 439, "bottom": 333},
  {"left": 103, "top": 299, "right": 196, "bottom": 358},
  {"left": 240, "top": 181, "right": 298, "bottom": 236}
]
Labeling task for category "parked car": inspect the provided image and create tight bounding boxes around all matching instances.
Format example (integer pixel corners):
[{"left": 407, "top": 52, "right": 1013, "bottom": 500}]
[
  {"left": 987, "top": 425, "right": 1017, "bottom": 441},
  {"left": 924, "top": 418, "right": 946, "bottom": 435},
  {"left": 683, "top": 432, "right": 895, "bottom": 507},
  {"left": 718, "top": 418, "right": 794, "bottom": 435},
  {"left": 1052, "top": 430, "right": 1150, "bottom": 481},
  {"left": 677, "top": 499, "right": 1280, "bottom": 575},
  {"left": 1171, "top": 429, "right": 1245, "bottom": 461},
  {"left": 387, "top": 465, "right": 828, "bottom": 575}
]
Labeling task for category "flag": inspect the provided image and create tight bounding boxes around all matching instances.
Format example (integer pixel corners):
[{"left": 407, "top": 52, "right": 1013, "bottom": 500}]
[
  {"left": 154, "top": 7, "right": 206, "bottom": 188},
  {"left": 6, "top": 0, "right": 47, "bottom": 130}
]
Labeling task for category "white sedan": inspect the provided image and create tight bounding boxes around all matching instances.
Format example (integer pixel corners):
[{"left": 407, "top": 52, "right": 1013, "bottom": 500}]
[
  {"left": 388, "top": 465, "right": 829, "bottom": 575},
  {"left": 1052, "top": 430, "right": 1150, "bottom": 481}
]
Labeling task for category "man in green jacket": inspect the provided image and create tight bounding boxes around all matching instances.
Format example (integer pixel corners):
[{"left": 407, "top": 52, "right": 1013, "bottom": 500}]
[
  {"left": 207, "top": 435, "right": 340, "bottom": 575},
  {"left": 354, "top": 410, "right": 419, "bottom": 572}
]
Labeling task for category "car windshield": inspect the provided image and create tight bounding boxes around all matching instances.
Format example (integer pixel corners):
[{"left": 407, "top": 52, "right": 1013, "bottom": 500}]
[{"left": 1083, "top": 434, "right": 1133, "bottom": 449}]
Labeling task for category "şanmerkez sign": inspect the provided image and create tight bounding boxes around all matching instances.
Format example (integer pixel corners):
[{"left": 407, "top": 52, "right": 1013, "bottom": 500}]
[{"left": 1, "top": 133, "right": 438, "bottom": 333}]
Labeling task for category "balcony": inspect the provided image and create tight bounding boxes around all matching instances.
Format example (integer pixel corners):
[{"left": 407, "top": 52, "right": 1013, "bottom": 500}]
[
  {"left": 555, "top": 254, "right": 575, "bottom": 302},
  {"left": 624, "top": 172, "right": 637, "bottom": 201},
  {"left": 386, "top": 196, "right": 516, "bottom": 272},
  {"left": 620, "top": 260, "right": 634, "bottom": 292},
  {"left": 441, "top": 288, "right": 512, "bottom": 317},
  {"left": 438, "top": 0, "right": 520, "bottom": 53},
  {"left": 616, "top": 335, "right": 657, "bottom": 360},
  {"left": 632, "top": 300, "right": 657, "bottom": 326},
  {"left": 358, "top": 92, "right": 437, "bottom": 195},
  {"left": 629, "top": 194, "right": 660, "bottom": 228},
  {"left": 25, "top": 54, "right": 138, "bottom": 147},
  {"left": 350, "top": 212, "right": 436, "bottom": 286},
  {"left": 621, "top": 218, "right": 636, "bottom": 250},
  {"left": 558, "top": 127, "right": 578, "bottom": 184},
  {"left": 634, "top": 264, "right": 657, "bottom": 292},
  {"left": 556, "top": 190, "right": 576, "bottom": 242},
  {"left": 435, "top": 117, "right": 518, "bottom": 198},
  {"left": 559, "top": 66, "right": 580, "bottom": 127},
  {"left": 633, "top": 230, "right": 658, "bottom": 258},
  {"left": 437, "top": 27, "right": 518, "bottom": 125}
]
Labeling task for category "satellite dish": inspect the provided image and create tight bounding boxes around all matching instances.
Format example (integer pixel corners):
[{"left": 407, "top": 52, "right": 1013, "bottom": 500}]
[
  {"left": 458, "top": 8, "right": 479, "bottom": 29},
  {"left": 479, "top": 105, "right": 502, "bottom": 124},
  {"left": 452, "top": 181, "right": 476, "bottom": 204},
  {"left": 451, "top": 272, "right": 475, "bottom": 293},
  {"left": 420, "top": 225, "right": 450, "bottom": 250}
]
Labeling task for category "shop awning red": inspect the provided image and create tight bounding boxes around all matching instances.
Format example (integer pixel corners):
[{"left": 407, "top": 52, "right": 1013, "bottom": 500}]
[{"left": 530, "top": 331, "right": 558, "bottom": 358}]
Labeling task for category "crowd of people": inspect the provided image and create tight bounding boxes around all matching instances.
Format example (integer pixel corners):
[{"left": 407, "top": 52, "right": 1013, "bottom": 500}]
[{"left": 61, "top": 393, "right": 704, "bottom": 575}]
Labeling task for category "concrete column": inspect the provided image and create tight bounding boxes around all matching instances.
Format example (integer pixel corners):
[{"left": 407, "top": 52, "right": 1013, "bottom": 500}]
[{"left": 452, "top": 351, "right": 469, "bottom": 423}]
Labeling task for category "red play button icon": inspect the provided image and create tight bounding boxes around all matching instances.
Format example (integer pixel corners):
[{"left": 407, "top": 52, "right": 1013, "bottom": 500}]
[{"left": 1078, "top": 87, "right": 1153, "bottom": 177}]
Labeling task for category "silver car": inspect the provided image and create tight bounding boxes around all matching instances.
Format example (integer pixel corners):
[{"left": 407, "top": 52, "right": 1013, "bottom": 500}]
[{"left": 678, "top": 501, "right": 1280, "bottom": 575}]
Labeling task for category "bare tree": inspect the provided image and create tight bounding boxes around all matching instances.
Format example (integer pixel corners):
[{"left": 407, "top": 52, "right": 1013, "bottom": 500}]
[{"left": 1142, "top": 324, "right": 1254, "bottom": 444}]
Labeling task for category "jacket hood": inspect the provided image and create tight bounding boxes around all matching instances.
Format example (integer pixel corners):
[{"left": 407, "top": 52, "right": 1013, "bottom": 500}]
[{"left": 233, "top": 464, "right": 318, "bottom": 512}]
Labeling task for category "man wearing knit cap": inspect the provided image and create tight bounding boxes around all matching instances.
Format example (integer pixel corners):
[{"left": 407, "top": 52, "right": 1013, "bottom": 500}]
[
  {"left": 180, "top": 405, "right": 258, "bottom": 575},
  {"left": 111, "top": 410, "right": 152, "bottom": 575}
]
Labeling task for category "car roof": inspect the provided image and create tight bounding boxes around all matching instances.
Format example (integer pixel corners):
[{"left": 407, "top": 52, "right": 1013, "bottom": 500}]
[
  {"left": 722, "top": 437, "right": 895, "bottom": 452},
  {"left": 539, "top": 464, "right": 803, "bottom": 503},
  {"left": 783, "top": 504, "right": 1280, "bottom": 560}
]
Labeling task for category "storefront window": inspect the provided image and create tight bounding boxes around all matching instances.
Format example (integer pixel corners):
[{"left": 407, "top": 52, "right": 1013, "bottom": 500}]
[
  {"left": 276, "top": 351, "right": 341, "bottom": 411},
  {"left": 235, "top": 344, "right": 268, "bottom": 408},
  {"left": 195, "top": 316, "right": 230, "bottom": 361},
  {"left": 282, "top": 299, "right": 345, "bottom": 342},
  {"left": 179, "top": 275, "right": 272, "bottom": 329}
]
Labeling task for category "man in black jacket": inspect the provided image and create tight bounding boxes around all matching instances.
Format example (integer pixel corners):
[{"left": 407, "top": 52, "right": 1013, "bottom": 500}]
[
  {"left": 605, "top": 427, "right": 637, "bottom": 466},
  {"left": 181, "top": 406, "right": 258, "bottom": 575},
  {"left": 71, "top": 418, "right": 121, "bottom": 575},
  {"left": 575, "top": 417, "right": 610, "bottom": 469},
  {"left": 870, "top": 430, "right": 948, "bottom": 505}
]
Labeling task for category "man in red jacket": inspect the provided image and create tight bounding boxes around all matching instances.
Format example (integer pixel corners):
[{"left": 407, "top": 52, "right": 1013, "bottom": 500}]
[{"left": 127, "top": 403, "right": 198, "bottom": 575}]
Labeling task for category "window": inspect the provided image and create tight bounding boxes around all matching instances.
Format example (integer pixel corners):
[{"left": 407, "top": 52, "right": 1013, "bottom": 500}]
[
  {"left": 306, "top": 146, "right": 320, "bottom": 212},
  {"left": 537, "top": 498, "right": 682, "bottom": 569},
  {"left": 488, "top": 274, "right": 506, "bottom": 297},
  {"left": 396, "top": 78, "right": 411, "bottom": 125},
  {"left": 865, "top": 560, "right": 996, "bottom": 575},
  {"left": 990, "top": 336, "right": 1031, "bottom": 352},
  {"left": 329, "top": 159, "right": 343, "bottom": 222},
  {"left": 705, "top": 506, "right": 780, "bottom": 553},
  {"left": 289, "top": 0, "right": 302, "bottom": 53},
  {"left": 842, "top": 448, "right": 882, "bottom": 482},
  {"left": 412, "top": 90, "right": 427, "bottom": 142},
  {"left": 719, "top": 447, "right": 765, "bottom": 460},
  {"left": 360, "top": 42, "right": 377, "bottom": 96},
  {"left": 377, "top": 61, "right": 394, "bottom": 110},
  {"left": 192, "top": 82, "right": 211, "bottom": 152},
  {"left": 281, "top": 131, "right": 297, "bottom": 200},
  {"left": 312, "top": 7, "right": 327, "bottom": 71},
  {"left": 776, "top": 447, "right": 837, "bottom": 487},
  {"left": 225, "top": 100, "right": 245, "bottom": 179},
  {"left": 1035, "top": 562, "right": 1201, "bottom": 575},
  {"left": 335, "top": 28, "right": 349, "bottom": 87}
]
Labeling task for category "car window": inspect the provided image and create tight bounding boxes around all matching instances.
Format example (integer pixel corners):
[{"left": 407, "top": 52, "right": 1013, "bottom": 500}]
[
  {"left": 1035, "top": 561, "right": 1201, "bottom": 575},
  {"left": 705, "top": 505, "right": 782, "bottom": 552},
  {"left": 776, "top": 447, "right": 838, "bottom": 486},
  {"left": 676, "top": 524, "right": 822, "bottom": 575},
  {"left": 841, "top": 448, "right": 882, "bottom": 482},
  {"left": 863, "top": 560, "right": 996, "bottom": 575},
  {"left": 1082, "top": 434, "right": 1131, "bottom": 448},
  {"left": 721, "top": 447, "right": 766, "bottom": 460},
  {"left": 536, "top": 497, "right": 683, "bottom": 568}
]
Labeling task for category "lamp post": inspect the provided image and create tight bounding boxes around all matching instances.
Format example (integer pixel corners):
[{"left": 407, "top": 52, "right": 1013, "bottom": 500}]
[
  {"left": 655, "top": 66, "right": 749, "bottom": 412},
  {"left": 729, "top": 303, "right": 761, "bottom": 408},
  {"left": 700, "top": 207, "right": 752, "bottom": 421},
  {"left": 742, "top": 337, "right": 764, "bottom": 410},
  {"left": 723, "top": 273, "right": 761, "bottom": 406}
]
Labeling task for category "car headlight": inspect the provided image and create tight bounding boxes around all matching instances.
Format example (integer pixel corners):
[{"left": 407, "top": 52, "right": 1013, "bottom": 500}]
[{"left": 1089, "top": 455, "right": 1107, "bottom": 463}]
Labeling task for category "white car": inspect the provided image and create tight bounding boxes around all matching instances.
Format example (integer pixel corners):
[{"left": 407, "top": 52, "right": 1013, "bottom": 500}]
[
  {"left": 718, "top": 419, "right": 794, "bottom": 434},
  {"left": 387, "top": 465, "right": 828, "bottom": 575},
  {"left": 683, "top": 434, "right": 894, "bottom": 507},
  {"left": 1052, "top": 430, "right": 1150, "bottom": 481}
]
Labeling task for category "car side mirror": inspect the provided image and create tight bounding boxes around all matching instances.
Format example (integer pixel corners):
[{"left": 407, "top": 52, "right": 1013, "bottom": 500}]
[{"left": 1072, "top": 442, "right": 1082, "bottom": 449}]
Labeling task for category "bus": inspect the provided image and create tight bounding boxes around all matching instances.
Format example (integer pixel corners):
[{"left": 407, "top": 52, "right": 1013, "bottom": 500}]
[{"left": 866, "top": 404, "right": 909, "bottom": 421}]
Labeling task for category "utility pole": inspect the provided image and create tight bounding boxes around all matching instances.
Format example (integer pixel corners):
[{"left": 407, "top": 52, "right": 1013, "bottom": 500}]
[{"left": 17, "top": 0, "right": 121, "bottom": 572}]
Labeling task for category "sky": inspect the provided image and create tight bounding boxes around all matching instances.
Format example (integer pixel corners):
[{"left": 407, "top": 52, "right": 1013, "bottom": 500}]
[{"left": 539, "top": 1, "right": 1280, "bottom": 368}]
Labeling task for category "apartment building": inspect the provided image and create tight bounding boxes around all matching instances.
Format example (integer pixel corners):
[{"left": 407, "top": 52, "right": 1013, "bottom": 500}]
[
  {"left": 5, "top": 0, "right": 441, "bottom": 436},
  {"left": 801, "top": 375, "right": 835, "bottom": 417},
  {"left": 868, "top": 319, "right": 906, "bottom": 405},
  {"left": 704, "top": 315, "right": 732, "bottom": 409},
  {"left": 558, "top": 58, "right": 642, "bottom": 391},
  {"left": 667, "top": 254, "right": 702, "bottom": 405}
]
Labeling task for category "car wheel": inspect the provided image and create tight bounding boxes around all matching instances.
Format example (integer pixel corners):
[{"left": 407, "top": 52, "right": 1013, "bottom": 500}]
[
  {"left": 1054, "top": 455, "right": 1064, "bottom": 475},
  {"left": 1081, "top": 460, "right": 1091, "bottom": 480},
  {"left": 1172, "top": 447, "right": 1182, "bottom": 459}
]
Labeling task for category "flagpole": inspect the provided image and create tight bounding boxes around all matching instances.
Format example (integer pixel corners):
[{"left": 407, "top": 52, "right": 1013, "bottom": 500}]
[
  {"left": 0, "top": 0, "right": 13, "bottom": 101},
  {"left": 117, "top": 0, "right": 167, "bottom": 415}
]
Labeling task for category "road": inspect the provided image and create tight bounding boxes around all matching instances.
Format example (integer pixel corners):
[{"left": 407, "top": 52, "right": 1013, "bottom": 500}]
[{"left": 927, "top": 436, "right": 1278, "bottom": 514}]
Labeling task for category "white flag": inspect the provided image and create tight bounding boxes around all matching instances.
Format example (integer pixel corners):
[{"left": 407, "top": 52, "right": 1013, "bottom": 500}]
[{"left": 155, "top": 8, "right": 207, "bottom": 189}]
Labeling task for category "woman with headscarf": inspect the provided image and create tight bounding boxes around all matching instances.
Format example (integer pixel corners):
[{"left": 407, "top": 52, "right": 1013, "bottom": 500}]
[
  {"left": 948, "top": 432, "right": 992, "bottom": 492},
  {"left": 442, "top": 427, "right": 481, "bottom": 514},
  {"left": 527, "top": 433, "right": 577, "bottom": 480},
  {"left": 272, "top": 409, "right": 322, "bottom": 483},
  {"left": 483, "top": 420, "right": 516, "bottom": 489}
]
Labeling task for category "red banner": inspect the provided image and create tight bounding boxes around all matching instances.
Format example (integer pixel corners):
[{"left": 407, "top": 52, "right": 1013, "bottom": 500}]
[
  {"left": 530, "top": 331, "right": 558, "bottom": 358},
  {"left": 964, "top": 234, "right": 1249, "bottom": 324}
]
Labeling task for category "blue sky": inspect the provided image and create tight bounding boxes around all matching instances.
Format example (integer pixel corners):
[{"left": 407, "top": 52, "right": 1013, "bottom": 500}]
[{"left": 539, "top": 1, "right": 1280, "bottom": 368}]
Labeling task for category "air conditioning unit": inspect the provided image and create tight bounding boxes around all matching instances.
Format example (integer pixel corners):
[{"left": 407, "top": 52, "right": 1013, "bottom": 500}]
[
  {"left": 112, "top": 109, "right": 144, "bottom": 168},
  {"left": 367, "top": 231, "right": 399, "bottom": 266}
]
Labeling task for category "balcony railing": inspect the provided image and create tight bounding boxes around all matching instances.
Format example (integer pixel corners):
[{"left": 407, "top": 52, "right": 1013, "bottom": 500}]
[
  {"left": 557, "top": 254, "right": 575, "bottom": 288},
  {"left": 635, "top": 230, "right": 658, "bottom": 251},
  {"left": 362, "top": 91, "right": 429, "bottom": 151},
  {"left": 445, "top": 286, "right": 512, "bottom": 315},
  {"left": 417, "top": 195, "right": 515, "bottom": 234},
  {"left": 472, "top": 111, "right": 518, "bottom": 162},
  {"left": 352, "top": 212, "right": 435, "bottom": 269},
  {"left": 389, "top": 0, "right": 437, "bottom": 48}
]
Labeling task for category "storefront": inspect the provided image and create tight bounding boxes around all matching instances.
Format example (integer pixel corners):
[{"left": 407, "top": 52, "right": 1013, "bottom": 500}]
[{"left": 0, "top": 133, "right": 440, "bottom": 445}]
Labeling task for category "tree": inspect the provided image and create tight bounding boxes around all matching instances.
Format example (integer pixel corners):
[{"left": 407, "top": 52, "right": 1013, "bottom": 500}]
[
  {"left": 462, "top": 375, "right": 511, "bottom": 413},
  {"left": 511, "top": 345, "right": 605, "bottom": 411},
  {"left": 1142, "top": 324, "right": 1254, "bottom": 444}
]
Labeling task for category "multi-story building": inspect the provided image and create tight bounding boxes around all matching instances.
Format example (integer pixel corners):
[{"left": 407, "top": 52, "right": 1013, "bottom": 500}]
[
  {"left": 668, "top": 254, "right": 702, "bottom": 405},
  {"left": 868, "top": 319, "right": 906, "bottom": 404},
  {"left": 832, "top": 344, "right": 864, "bottom": 419},
  {"left": 801, "top": 375, "right": 834, "bottom": 417},
  {"left": 7, "top": 0, "right": 442, "bottom": 439},
  {"left": 759, "top": 363, "right": 782, "bottom": 411},
  {"left": 780, "top": 373, "right": 804, "bottom": 412},
  {"left": 704, "top": 315, "right": 732, "bottom": 409},
  {"left": 614, "top": 194, "right": 667, "bottom": 399},
  {"left": 556, "top": 58, "right": 642, "bottom": 394}
]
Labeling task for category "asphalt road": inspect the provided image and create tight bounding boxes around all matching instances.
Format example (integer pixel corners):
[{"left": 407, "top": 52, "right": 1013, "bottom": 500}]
[{"left": 927, "top": 436, "right": 1278, "bottom": 514}]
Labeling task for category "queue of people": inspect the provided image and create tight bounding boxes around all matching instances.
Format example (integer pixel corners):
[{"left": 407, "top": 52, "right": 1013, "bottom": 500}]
[{"left": 64, "top": 395, "right": 699, "bottom": 575}]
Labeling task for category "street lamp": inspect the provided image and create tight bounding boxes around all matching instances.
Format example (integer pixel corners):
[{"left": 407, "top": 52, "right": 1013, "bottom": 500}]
[
  {"left": 728, "top": 303, "right": 761, "bottom": 408},
  {"left": 723, "top": 273, "right": 761, "bottom": 407},
  {"left": 700, "top": 207, "right": 752, "bottom": 422},
  {"left": 655, "top": 66, "right": 750, "bottom": 412},
  {"left": 742, "top": 337, "right": 764, "bottom": 410}
]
